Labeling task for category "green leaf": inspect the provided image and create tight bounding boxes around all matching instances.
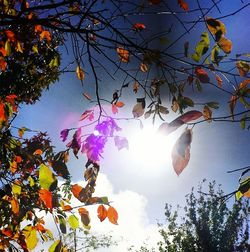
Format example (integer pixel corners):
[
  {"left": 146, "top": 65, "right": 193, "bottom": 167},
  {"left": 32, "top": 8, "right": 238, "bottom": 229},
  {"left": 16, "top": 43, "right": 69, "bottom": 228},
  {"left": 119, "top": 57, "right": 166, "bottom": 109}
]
[
  {"left": 68, "top": 215, "right": 79, "bottom": 229},
  {"left": 49, "top": 240, "right": 62, "bottom": 252},
  {"left": 207, "top": 102, "right": 219, "bottom": 109},
  {"left": 39, "top": 164, "right": 57, "bottom": 190},
  {"left": 192, "top": 32, "right": 210, "bottom": 62},
  {"left": 240, "top": 115, "right": 246, "bottom": 129}
]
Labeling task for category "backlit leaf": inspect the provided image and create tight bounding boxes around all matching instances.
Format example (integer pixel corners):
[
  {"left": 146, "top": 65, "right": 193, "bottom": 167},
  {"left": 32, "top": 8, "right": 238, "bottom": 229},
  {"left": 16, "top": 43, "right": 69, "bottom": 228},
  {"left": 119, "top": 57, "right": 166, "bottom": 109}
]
[
  {"left": 115, "top": 101, "right": 125, "bottom": 108},
  {"left": 39, "top": 189, "right": 52, "bottom": 210},
  {"left": 133, "top": 23, "right": 146, "bottom": 31},
  {"left": 192, "top": 32, "right": 210, "bottom": 62},
  {"left": 68, "top": 215, "right": 79, "bottom": 229},
  {"left": 172, "top": 129, "right": 192, "bottom": 176},
  {"left": 195, "top": 67, "right": 210, "bottom": 83},
  {"left": 236, "top": 61, "right": 250, "bottom": 77},
  {"left": 83, "top": 92, "right": 92, "bottom": 100},
  {"left": 10, "top": 198, "right": 19, "bottom": 215},
  {"left": 97, "top": 205, "right": 107, "bottom": 222},
  {"left": 229, "top": 95, "right": 237, "bottom": 120},
  {"left": 76, "top": 66, "right": 85, "bottom": 80},
  {"left": 140, "top": 63, "right": 148, "bottom": 72},
  {"left": 40, "top": 30, "right": 51, "bottom": 42},
  {"left": 218, "top": 37, "right": 232, "bottom": 54},
  {"left": 107, "top": 206, "right": 118, "bottom": 225},
  {"left": 23, "top": 225, "right": 38, "bottom": 250},
  {"left": 39, "top": 164, "right": 57, "bottom": 190},
  {"left": 49, "top": 240, "right": 62, "bottom": 252},
  {"left": 206, "top": 17, "right": 226, "bottom": 41},
  {"left": 178, "top": 0, "right": 189, "bottom": 12},
  {"left": 203, "top": 105, "right": 212, "bottom": 122},
  {"left": 215, "top": 74, "right": 223, "bottom": 87},
  {"left": 117, "top": 47, "right": 129, "bottom": 62},
  {"left": 78, "top": 207, "right": 91, "bottom": 227},
  {"left": 71, "top": 184, "right": 88, "bottom": 203},
  {"left": 12, "top": 182, "right": 21, "bottom": 195}
]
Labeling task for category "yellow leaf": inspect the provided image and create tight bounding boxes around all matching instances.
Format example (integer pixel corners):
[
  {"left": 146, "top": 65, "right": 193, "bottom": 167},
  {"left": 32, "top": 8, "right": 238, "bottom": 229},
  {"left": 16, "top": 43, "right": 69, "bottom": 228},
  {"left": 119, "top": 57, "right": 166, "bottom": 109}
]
[
  {"left": 117, "top": 47, "right": 129, "bottom": 62},
  {"left": 203, "top": 105, "right": 212, "bottom": 122},
  {"left": 235, "top": 190, "right": 243, "bottom": 201},
  {"left": 206, "top": 17, "right": 226, "bottom": 38},
  {"left": 23, "top": 225, "right": 38, "bottom": 250},
  {"left": 5, "top": 40, "right": 11, "bottom": 56},
  {"left": 12, "top": 182, "right": 21, "bottom": 195},
  {"left": 192, "top": 32, "right": 210, "bottom": 62},
  {"left": 49, "top": 240, "right": 62, "bottom": 252},
  {"left": 76, "top": 66, "right": 85, "bottom": 80},
  {"left": 16, "top": 41, "right": 23, "bottom": 53},
  {"left": 32, "top": 45, "right": 38, "bottom": 54},
  {"left": 28, "top": 176, "right": 35, "bottom": 187},
  {"left": 39, "top": 164, "right": 57, "bottom": 190},
  {"left": 68, "top": 215, "right": 79, "bottom": 229}
]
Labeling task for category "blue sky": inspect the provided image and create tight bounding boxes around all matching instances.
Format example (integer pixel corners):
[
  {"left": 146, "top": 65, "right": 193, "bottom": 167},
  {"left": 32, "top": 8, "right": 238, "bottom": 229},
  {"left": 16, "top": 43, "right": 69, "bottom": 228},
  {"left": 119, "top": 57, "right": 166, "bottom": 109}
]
[{"left": 14, "top": 0, "right": 250, "bottom": 250}]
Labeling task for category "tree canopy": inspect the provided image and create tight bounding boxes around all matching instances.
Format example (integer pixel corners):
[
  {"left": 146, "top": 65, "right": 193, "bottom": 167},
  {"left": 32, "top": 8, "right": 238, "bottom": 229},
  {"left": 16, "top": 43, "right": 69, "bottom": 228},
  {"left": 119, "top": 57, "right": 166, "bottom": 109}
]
[{"left": 0, "top": 0, "right": 250, "bottom": 251}]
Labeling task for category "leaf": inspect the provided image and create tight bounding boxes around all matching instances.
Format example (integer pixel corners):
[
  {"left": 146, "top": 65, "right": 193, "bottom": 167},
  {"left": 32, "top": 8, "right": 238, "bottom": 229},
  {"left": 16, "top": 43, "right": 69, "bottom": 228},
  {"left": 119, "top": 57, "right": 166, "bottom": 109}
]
[
  {"left": 211, "top": 45, "right": 221, "bottom": 65},
  {"left": 112, "top": 104, "right": 118, "bottom": 114},
  {"left": 68, "top": 215, "right": 79, "bottom": 229},
  {"left": 5, "top": 30, "right": 15, "bottom": 42},
  {"left": 51, "top": 160, "right": 70, "bottom": 179},
  {"left": 178, "top": 0, "right": 189, "bottom": 12},
  {"left": 10, "top": 198, "right": 19, "bottom": 215},
  {"left": 40, "top": 30, "right": 51, "bottom": 42},
  {"left": 192, "top": 32, "right": 210, "bottom": 62},
  {"left": 39, "top": 189, "right": 53, "bottom": 210},
  {"left": 195, "top": 67, "right": 210, "bottom": 83},
  {"left": 218, "top": 36, "right": 232, "bottom": 54},
  {"left": 132, "top": 99, "right": 145, "bottom": 118},
  {"left": 206, "top": 17, "right": 226, "bottom": 41},
  {"left": 229, "top": 95, "right": 237, "bottom": 120},
  {"left": 22, "top": 225, "right": 38, "bottom": 250},
  {"left": 133, "top": 82, "right": 140, "bottom": 93},
  {"left": 97, "top": 205, "right": 107, "bottom": 222},
  {"left": 171, "top": 129, "right": 192, "bottom": 176},
  {"left": 71, "top": 184, "right": 88, "bottom": 203},
  {"left": 114, "top": 136, "right": 129, "bottom": 150},
  {"left": 158, "top": 110, "right": 202, "bottom": 135},
  {"left": 18, "top": 127, "right": 27, "bottom": 138},
  {"left": 5, "top": 40, "right": 11, "bottom": 56},
  {"left": 33, "top": 149, "right": 43, "bottom": 155},
  {"left": 215, "top": 74, "right": 223, "bottom": 87},
  {"left": 133, "top": 23, "right": 146, "bottom": 31},
  {"left": 39, "top": 164, "right": 57, "bottom": 190},
  {"left": 140, "top": 63, "right": 148, "bottom": 72},
  {"left": 83, "top": 92, "right": 92, "bottom": 100},
  {"left": 0, "top": 57, "right": 7, "bottom": 71},
  {"left": 203, "top": 105, "right": 212, "bottom": 122},
  {"left": 76, "top": 65, "right": 85, "bottom": 80},
  {"left": 79, "top": 110, "right": 94, "bottom": 121},
  {"left": 49, "top": 240, "right": 62, "bottom": 252},
  {"left": 236, "top": 177, "right": 250, "bottom": 200},
  {"left": 60, "top": 129, "right": 69, "bottom": 142},
  {"left": 107, "top": 206, "right": 118, "bottom": 225},
  {"left": 236, "top": 61, "right": 250, "bottom": 77},
  {"left": 58, "top": 215, "right": 67, "bottom": 234},
  {"left": 207, "top": 102, "right": 219, "bottom": 109},
  {"left": 78, "top": 207, "right": 91, "bottom": 227},
  {"left": 12, "top": 182, "right": 21, "bottom": 195},
  {"left": 117, "top": 47, "right": 129, "bottom": 62},
  {"left": 115, "top": 101, "right": 125, "bottom": 108}
]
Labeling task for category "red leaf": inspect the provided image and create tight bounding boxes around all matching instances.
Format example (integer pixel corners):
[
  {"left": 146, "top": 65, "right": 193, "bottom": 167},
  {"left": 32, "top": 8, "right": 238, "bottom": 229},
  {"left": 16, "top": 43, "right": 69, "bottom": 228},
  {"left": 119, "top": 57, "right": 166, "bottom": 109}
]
[
  {"left": 97, "top": 205, "right": 107, "bottom": 222},
  {"left": 5, "top": 30, "right": 15, "bottom": 42},
  {"left": 133, "top": 23, "right": 146, "bottom": 31},
  {"left": 112, "top": 104, "right": 118, "bottom": 114},
  {"left": 158, "top": 110, "right": 202, "bottom": 135},
  {"left": 39, "top": 189, "right": 52, "bottom": 210},
  {"left": 172, "top": 129, "right": 192, "bottom": 176},
  {"left": 117, "top": 47, "right": 129, "bottom": 62},
  {"left": 79, "top": 110, "right": 94, "bottom": 121},
  {"left": 215, "top": 74, "right": 223, "bottom": 87},
  {"left": 107, "top": 206, "right": 118, "bottom": 225},
  {"left": 178, "top": 0, "right": 189, "bottom": 12},
  {"left": 195, "top": 67, "right": 210, "bottom": 83}
]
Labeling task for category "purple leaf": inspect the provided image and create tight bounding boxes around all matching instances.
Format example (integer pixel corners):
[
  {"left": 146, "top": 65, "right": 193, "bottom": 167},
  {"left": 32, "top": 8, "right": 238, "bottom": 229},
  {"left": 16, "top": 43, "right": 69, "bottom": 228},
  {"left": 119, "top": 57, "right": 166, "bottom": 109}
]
[{"left": 60, "top": 129, "right": 69, "bottom": 142}]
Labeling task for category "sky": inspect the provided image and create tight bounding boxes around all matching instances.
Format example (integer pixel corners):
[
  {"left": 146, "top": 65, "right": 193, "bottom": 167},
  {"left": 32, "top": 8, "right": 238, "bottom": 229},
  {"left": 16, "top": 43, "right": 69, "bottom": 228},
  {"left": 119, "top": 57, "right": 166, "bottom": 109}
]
[{"left": 13, "top": 0, "right": 250, "bottom": 251}]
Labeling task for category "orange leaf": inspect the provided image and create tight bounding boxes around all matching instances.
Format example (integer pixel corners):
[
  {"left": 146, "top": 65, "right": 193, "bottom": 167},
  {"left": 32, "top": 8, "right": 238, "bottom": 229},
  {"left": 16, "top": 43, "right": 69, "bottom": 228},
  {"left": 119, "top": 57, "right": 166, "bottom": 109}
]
[
  {"left": 34, "top": 25, "right": 43, "bottom": 33},
  {"left": 39, "top": 189, "right": 52, "bottom": 210},
  {"left": 178, "top": 0, "right": 189, "bottom": 12},
  {"left": 215, "top": 74, "right": 223, "bottom": 87},
  {"left": 117, "top": 47, "right": 129, "bottom": 63},
  {"left": 10, "top": 161, "right": 17, "bottom": 174},
  {"left": 229, "top": 95, "right": 237, "bottom": 120},
  {"left": 15, "top": 156, "right": 22, "bottom": 163},
  {"left": 107, "top": 206, "right": 118, "bottom": 225},
  {"left": 172, "top": 129, "right": 192, "bottom": 176},
  {"left": 40, "top": 30, "right": 51, "bottom": 42},
  {"left": 78, "top": 207, "right": 90, "bottom": 226},
  {"left": 115, "top": 101, "right": 125, "bottom": 108},
  {"left": 33, "top": 149, "right": 43, "bottom": 155},
  {"left": 1, "top": 228, "right": 13, "bottom": 237},
  {"left": 83, "top": 92, "right": 92, "bottom": 101},
  {"left": 10, "top": 198, "right": 19, "bottom": 215},
  {"left": 71, "top": 184, "right": 88, "bottom": 202},
  {"left": 0, "top": 47, "right": 6, "bottom": 57},
  {"left": 62, "top": 204, "right": 72, "bottom": 211},
  {"left": 97, "top": 205, "right": 107, "bottom": 222},
  {"left": 218, "top": 36, "right": 232, "bottom": 54}
]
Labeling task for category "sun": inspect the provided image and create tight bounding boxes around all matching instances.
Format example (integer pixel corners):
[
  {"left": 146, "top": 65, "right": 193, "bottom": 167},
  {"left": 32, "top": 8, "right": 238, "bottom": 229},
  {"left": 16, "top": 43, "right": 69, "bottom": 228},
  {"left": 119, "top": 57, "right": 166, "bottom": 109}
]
[{"left": 127, "top": 124, "right": 177, "bottom": 175}]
